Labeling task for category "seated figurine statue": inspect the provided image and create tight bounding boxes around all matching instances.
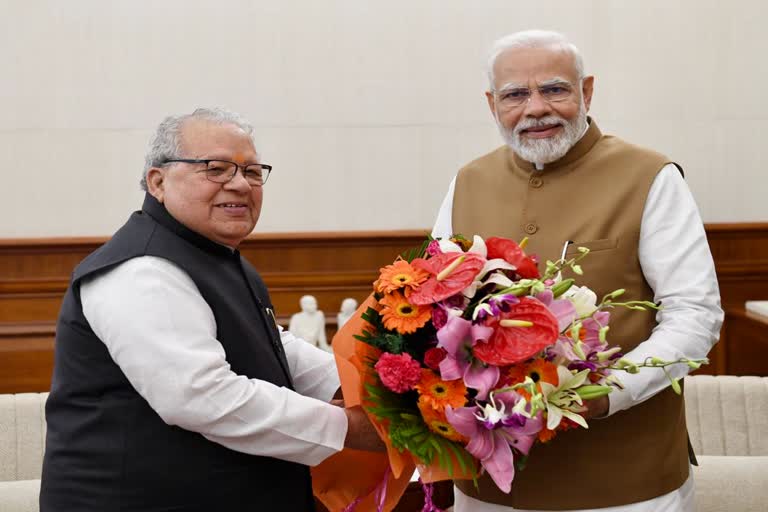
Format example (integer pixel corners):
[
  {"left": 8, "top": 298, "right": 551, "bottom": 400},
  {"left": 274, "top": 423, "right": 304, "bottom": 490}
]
[
  {"left": 336, "top": 298, "right": 359, "bottom": 329},
  {"left": 289, "top": 295, "right": 330, "bottom": 352}
]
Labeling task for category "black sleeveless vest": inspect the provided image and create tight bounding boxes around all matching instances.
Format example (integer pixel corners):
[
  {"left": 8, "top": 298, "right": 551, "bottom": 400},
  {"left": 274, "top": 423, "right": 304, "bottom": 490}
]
[{"left": 41, "top": 194, "right": 315, "bottom": 511}]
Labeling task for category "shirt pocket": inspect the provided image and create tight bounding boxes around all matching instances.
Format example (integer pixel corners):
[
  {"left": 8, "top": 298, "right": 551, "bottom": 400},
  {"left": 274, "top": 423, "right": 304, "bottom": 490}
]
[{"left": 565, "top": 238, "right": 618, "bottom": 256}]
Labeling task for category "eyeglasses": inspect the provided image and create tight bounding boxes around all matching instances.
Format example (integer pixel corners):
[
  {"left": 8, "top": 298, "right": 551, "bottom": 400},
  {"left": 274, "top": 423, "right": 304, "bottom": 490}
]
[
  {"left": 494, "top": 80, "right": 578, "bottom": 110},
  {"left": 163, "top": 159, "right": 272, "bottom": 186}
]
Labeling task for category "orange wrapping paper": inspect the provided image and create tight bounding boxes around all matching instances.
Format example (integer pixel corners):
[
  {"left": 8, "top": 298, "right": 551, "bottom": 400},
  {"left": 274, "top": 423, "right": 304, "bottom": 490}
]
[{"left": 311, "top": 295, "right": 475, "bottom": 511}]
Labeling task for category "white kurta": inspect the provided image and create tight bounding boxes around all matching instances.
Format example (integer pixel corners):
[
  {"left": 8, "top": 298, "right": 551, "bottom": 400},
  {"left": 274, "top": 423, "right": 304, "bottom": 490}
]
[
  {"left": 80, "top": 256, "right": 348, "bottom": 467},
  {"left": 432, "top": 164, "right": 723, "bottom": 511}
]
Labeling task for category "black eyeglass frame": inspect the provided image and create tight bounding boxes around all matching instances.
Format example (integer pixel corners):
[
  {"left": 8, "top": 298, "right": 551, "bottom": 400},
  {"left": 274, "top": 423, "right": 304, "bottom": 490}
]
[{"left": 162, "top": 158, "right": 272, "bottom": 185}]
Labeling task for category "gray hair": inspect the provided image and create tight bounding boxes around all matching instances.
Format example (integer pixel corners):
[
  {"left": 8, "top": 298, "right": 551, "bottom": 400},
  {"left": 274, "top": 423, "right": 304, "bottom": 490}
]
[
  {"left": 140, "top": 107, "right": 256, "bottom": 191},
  {"left": 486, "top": 30, "right": 585, "bottom": 91}
]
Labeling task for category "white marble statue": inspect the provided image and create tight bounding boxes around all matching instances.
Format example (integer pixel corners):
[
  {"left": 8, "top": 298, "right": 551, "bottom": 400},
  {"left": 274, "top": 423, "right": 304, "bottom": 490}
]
[
  {"left": 289, "top": 295, "right": 329, "bottom": 352},
  {"left": 337, "top": 297, "right": 358, "bottom": 329}
]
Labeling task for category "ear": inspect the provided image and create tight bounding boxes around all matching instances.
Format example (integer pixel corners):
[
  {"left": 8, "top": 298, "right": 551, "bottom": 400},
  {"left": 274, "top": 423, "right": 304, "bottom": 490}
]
[
  {"left": 485, "top": 90, "right": 498, "bottom": 119},
  {"left": 145, "top": 167, "right": 166, "bottom": 203},
  {"left": 581, "top": 76, "right": 595, "bottom": 112}
]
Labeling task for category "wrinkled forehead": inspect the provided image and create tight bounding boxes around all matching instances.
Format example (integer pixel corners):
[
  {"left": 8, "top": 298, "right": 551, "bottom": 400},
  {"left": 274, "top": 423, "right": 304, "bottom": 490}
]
[{"left": 492, "top": 46, "right": 580, "bottom": 89}]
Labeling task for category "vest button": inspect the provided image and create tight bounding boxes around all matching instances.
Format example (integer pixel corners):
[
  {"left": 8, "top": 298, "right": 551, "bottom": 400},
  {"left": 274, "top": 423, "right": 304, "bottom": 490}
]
[
  {"left": 529, "top": 176, "right": 543, "bottom": 188},
  {"left": 524, "top": 222, "right": 538, "bottom": 234}
]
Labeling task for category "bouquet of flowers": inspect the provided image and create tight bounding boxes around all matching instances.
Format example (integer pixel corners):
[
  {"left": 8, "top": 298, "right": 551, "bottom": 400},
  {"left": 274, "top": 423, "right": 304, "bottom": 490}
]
[{"left": 312, "top": 234, "right": 705, "bottom": 511}]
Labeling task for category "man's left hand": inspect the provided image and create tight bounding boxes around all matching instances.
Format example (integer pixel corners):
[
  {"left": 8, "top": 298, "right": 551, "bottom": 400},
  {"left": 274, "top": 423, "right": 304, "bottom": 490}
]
[{"left": 582, "top": 395, "right": 609, "bottom": 419}]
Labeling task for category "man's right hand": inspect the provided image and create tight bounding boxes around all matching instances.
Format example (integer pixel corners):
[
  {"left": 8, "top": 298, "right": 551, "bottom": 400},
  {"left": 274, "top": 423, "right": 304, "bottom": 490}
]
[{"left": 343, "top": 406, "right": 387, "bottom": 452}]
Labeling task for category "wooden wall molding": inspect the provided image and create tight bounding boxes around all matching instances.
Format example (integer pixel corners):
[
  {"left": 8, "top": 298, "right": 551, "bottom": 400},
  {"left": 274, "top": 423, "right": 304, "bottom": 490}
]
[{"left": 1, "top": 224, "right": 767, "bottom": 393}]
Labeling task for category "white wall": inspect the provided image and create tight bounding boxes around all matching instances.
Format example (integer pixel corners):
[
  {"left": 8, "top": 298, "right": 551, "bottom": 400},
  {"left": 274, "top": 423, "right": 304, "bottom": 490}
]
[{"left": 1, "top": 0, "right": 766, "bottom": 237}]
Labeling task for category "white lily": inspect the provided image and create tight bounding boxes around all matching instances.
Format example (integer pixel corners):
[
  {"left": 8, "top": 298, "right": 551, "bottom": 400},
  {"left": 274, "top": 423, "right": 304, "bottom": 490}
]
[
  {"left": 562, "top": 285, "right": 599, "bottom": 317},
  {"left": 467, "top": 235, "right": 488, "bottom": 257},
  {"left": 539, "top": 366, "right": 591, "bottom": 430},
  {"left": 439, "top": 234, "right": 489, "bottom": 257},
  {"left": 438, "top": 238, "right": 464, "bottom": 253},
  {"left": 462, "top": 257, "right": 517, "bottom": 299}
]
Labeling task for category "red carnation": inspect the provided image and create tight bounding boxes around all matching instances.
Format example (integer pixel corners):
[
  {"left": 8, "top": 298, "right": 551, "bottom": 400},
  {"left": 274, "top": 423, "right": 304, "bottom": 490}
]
[
  {"left": 374, "top": 352, "right": 422, "bottom": 393},
  {"left": 485, "top": 237, "right": 540, "bottom": 279},
  {"left": 423, "top": 347, "right": 448, "bottom": 371}
]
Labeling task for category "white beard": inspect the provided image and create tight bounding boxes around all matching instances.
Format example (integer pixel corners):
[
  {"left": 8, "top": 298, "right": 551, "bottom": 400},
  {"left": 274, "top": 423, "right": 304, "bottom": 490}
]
[{"left": 497, "top": 101, "right": 588, "bottom": 165}]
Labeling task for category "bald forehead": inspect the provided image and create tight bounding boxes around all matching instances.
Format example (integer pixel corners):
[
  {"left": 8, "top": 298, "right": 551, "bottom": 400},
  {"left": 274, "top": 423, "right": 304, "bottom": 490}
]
[
  {"left": 180, "top": 118, "right": 249, "bottom": 143},
  {"left": 492, "top": 46, "right": 580, "bottom": 90}
]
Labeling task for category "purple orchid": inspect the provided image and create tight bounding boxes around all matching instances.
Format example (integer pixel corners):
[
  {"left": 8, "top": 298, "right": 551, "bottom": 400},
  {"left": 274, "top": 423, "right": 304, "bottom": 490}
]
[
  {"left": 446, "top": 392, "right": 543, "bottom": 493},
  {"left": 436, "top": 315, "right": 499, "bottom": 400},
  {"left": 581, "top": 311, "right": 611, "bottom": 350},
  {"left": 432, "top": 295, "right": 468, "bottom": 330},
  {"left": 547, "top": 310, "right": 622, "bottom": 376},
  {"left": 474, "top": 294, "right": 520, "bottom": 323}
]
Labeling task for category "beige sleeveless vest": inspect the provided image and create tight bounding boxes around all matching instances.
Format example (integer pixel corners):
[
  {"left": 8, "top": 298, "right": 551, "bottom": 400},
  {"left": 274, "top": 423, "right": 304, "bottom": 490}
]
[{"left": 453, "top": 120, "right": 690, "bottom": 509}]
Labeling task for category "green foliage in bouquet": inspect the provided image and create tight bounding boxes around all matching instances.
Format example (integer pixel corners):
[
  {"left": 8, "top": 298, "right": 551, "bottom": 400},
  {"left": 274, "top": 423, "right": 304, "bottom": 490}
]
[{"left": 362, "top": 373, "right": 478, "bottom": 482}]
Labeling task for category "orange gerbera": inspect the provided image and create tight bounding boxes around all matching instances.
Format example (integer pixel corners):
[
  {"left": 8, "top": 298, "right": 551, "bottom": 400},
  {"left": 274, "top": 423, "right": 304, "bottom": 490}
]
[
  {"left": 418, "top": 401, "right": 468, "bottom": 443},
  {"left": 415, "top": 369, "right": 467, "bottom": 411},
  {"left": 378, "top": 291, "right": 431, "bottom": 334},
  {"left": 505, "top": 358, "right": 559, "bottom": 395},
  {"left": 375, "top": 259, "right": 429, "bottom": 296},
  {"left": 537, "top": 427, "right": 557, "bottom": 443}
]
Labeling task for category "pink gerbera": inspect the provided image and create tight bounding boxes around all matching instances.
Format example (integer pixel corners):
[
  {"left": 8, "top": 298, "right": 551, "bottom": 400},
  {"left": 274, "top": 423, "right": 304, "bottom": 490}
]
[{"left": 374, "top": 352, "right": 422, "bottom": 393}]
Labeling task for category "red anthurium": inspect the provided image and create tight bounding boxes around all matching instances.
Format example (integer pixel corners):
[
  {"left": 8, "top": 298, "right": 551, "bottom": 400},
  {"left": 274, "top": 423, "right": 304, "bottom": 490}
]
[
  {"left": 473, "top": 297, "right": 559, "bottom": 366},
  {"left": 485, "top": 237, "right": 540, "bottom": 279},
  {"left": 408, "top": 252, "right": 486, "bottom": 305}
]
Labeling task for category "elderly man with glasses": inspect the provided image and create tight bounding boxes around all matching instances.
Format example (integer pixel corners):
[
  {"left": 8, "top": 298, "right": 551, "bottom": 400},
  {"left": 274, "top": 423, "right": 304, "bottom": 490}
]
[
  {"left": 40, "top": 108, "right": 382, "bottom": 511},
  {"left": 432, "top": 31, "right": 723, "bottom": 511}
]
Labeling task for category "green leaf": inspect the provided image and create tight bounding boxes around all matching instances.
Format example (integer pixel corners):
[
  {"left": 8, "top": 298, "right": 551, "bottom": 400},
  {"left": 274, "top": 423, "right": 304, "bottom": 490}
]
[
  {"left": 400, "top": 237, "right": 432, "bottom": 263},
  {"left": 446, "top": 441, "right": 469, "bottom": 476}
]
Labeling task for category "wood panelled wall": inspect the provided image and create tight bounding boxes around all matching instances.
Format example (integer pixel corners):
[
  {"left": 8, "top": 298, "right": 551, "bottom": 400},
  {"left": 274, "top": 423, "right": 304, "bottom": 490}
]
[{"left": 1, "top": 224, "right": 767, "bottom": 393}]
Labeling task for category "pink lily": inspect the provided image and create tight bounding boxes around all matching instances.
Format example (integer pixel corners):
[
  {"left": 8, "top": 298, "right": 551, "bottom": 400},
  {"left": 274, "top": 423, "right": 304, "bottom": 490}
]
[
  {"left": 446, "top": 392, "right": 543, "bottom": 493},
  {"left": 436, "top": 315, "right": 499, "bottom": 400},
  {"left": 535, "top": 289, "right": 578, "bottom": 333}
]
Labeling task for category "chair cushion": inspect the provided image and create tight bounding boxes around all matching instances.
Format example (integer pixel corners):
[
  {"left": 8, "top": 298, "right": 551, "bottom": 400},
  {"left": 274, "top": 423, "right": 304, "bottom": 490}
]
[
  {"left": 685, "top": 375, "right": 768, "bottom": 456},
  {"left": 0, "top": 393, "right": 47, "bottom": 482},
  {"left": 0, "top": 479, "right": 41, "bottom": 512},
  {"left": 693, "top": 455, "right": 768, "bottom": 512}
]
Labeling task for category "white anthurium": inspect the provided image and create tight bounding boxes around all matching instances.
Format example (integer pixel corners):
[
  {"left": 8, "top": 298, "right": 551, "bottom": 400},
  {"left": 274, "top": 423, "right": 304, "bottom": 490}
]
[
  {"left": 562, "top": 285, "right": 599, "bottom": 317},
  {"left": 540, "top": 366, "right": 591, "bottom": 431}
]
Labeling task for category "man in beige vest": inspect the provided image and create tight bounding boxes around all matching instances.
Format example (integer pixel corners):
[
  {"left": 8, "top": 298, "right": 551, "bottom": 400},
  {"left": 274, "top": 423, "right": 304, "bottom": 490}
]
[{"left": 432, "top": 30, "right": 723, "bottom": 512}]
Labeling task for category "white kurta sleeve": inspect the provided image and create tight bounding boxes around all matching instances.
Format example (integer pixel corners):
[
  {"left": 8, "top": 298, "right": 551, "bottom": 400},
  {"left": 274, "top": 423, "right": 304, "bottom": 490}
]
[
  {"left": 80, "top": 255, "right": 348, "bottom": 466},
  {"left": 278, "top": 325, "right": 339, "bottom": 401},
  {"left": 431, "top": 176, "right": 457, "bottom": 239},
  {"left": 607, "top": 164, "right": 724, "bottom": 414}
]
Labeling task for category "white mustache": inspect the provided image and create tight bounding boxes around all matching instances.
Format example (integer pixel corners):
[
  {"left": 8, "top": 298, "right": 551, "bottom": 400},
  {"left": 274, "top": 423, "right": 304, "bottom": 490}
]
[{"left": 514, "top": 116, "right": 566, "bottom": 135}]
